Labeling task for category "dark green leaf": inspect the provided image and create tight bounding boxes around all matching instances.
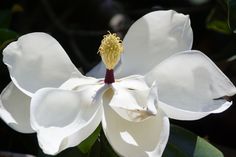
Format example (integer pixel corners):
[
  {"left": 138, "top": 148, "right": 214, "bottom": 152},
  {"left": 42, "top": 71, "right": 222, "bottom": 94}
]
[
  {"left": 206, "top": 6, "right": 231, "bottom": 34},
  {"left": 78, "top": 125, "right": 101, "bottom": 154},
  {"left": 206, "top": 0, "right": 236, "bottom": 33},
  {"left": 194, "top": 137, "right": 223, "bottom": 157},
  {"left": 163, "top": 125, "right": 223, "bottom": 157},
  {"left": 207, "top": 20, "right": 231, "bottom": 34},
  {"left": 163, "top": 143, "right": 188, "bottom": 157},
  {"left": 100, "top": 130, "right": 119, "bottom": 157},
  {"left": 0, "top": 10, "right": 11, "bottom": 28},
  {"left": 87, "top": 139, "right": 101, "bottom": 157}
]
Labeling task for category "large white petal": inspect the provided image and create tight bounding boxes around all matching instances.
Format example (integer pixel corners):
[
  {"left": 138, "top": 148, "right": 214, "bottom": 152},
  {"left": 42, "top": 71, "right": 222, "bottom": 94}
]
[
  {"left": 30, "top": 82, "right": 105, "bottom": 155},
  {"left": 3, "top": 32, "right": 81, "bottom": 96},
  {"left": 145, "top": 50, "right": 236, "bottom": 120},
  {"left": 110, "top": 76, "right": 158, "bottom": 122},
  {"left": 87, "top": 10, "right": 192, "bottom": 78},
  {"left": 117, "top": 10, "right": 193, "bottom": 77},
  {"left": 0, "top": 82, "right": 34, "bottom": 133},
  {"left": 102, "top": 90, "right": 169, "bottom": 157}
]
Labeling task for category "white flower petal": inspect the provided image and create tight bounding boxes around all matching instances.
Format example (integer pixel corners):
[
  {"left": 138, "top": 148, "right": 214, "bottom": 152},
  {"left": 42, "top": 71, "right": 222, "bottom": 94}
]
[
  {"left": 110, "top": 76, "right": 158, "bottom": 122},
  {"left": 86, "top": 59, "right": 122, "bottom": 78},
  {"left": 30, "top": 83, "right": 105, "bottom": 155},
  {"left": 146, "top": 50, "right": 236, "bottom": 120},
  {"left": 86, "top": 62, "right": 106, "bottom": 78},
  {"left": 3, "top": 32, "right": 81, "bottom": 96},
  {"left": 0, "top": 82, "right": 34, "bottom": 133},
  {"left": 117, "top": 10, "right": 193, "bottom": 77},
  {"left": 87, "top": 10, "right": 192, "bottom": 78},
  {"left": 158, "top": 100, "right": 232, "bottom": 120},
  {"left": 60, "top": 76, "right": 100, "bottom": 90},
  {"left": 102, "top": 90, "right": 169, "bottom": 157}
]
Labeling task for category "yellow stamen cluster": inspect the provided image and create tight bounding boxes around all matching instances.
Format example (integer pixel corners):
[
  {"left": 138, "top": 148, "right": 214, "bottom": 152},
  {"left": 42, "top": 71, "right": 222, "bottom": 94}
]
[{"left": 98, "top": 31, "right": 123, "bottom": 70}]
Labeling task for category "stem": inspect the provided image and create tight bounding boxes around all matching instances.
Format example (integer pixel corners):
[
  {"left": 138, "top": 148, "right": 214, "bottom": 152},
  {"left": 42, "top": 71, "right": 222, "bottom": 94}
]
[{"left": 104, "top": 69, "right": 115, "bottom": 84}]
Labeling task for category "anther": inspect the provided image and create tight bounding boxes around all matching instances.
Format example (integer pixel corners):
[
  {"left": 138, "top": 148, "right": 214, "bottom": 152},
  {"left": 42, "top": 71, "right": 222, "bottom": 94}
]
[{"left": 98, "top": 31, "right": 123, "bottom": 84}]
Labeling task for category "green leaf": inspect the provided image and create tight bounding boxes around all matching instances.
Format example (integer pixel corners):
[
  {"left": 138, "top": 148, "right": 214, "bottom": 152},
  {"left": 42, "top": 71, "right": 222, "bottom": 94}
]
[
  {"left": 207, "top": 19, "right": 231, "bottom": 34},
  {"left": 0, "top": 10, "right": 11, "bottom": 28},
  {"left": 206, "top": 0, "right": 236, "bottom": 33},
  {"left": 163, "top": 143, "right": 188, "bottom": 157},
  {"left": 163, "top": 125, "right": 223, "bottom": 157},
  {"left": 194, "top": 137, "right": 223, "bottom": 157},
  {"left": 100, "top": 130, "right": 119, "bottom": 157},
  {"left": 87, "top": 140, "right": 101, "bottom": 157},
  {"left": 206, "top": 6, "right": 231, "bottom": 34},
  {"left": 78, "top": 125, "right": 101, "bottom": 154}
]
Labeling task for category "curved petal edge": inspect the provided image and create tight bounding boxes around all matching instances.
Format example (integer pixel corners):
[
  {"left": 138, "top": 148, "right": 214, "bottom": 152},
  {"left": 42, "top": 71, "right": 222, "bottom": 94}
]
[
  {"left": 146, "top": 50, "right": 236, "bottom": 120},
  {"left": 0, "top": 82, "right": 34, "bottom": 133},
  {"left": 3, "top": 32, "right": 81, "bottom": 96}
]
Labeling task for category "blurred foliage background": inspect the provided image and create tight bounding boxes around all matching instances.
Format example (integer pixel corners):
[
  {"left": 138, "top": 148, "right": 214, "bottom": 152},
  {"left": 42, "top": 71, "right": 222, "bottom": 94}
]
[{"left": 0, "top": 0, "right": 236, "bottom": 156}]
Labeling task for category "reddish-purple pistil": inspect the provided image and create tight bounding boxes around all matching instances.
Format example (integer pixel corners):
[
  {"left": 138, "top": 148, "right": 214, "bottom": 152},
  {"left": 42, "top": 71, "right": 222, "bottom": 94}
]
[{"left": 104, "top": 69, "right": 115, "bottom": 84}]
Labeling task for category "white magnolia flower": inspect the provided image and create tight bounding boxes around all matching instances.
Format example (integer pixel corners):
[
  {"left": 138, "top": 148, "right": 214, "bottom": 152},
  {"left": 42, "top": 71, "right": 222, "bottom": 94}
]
[{"left": 1, "top": 10, "right": 236, "bottom": 157}]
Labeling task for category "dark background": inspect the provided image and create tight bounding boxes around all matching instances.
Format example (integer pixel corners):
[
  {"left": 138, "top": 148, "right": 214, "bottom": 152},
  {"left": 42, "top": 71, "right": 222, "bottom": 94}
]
[{"left": 0, "top": 0, "right": 236, "bottom": 156}]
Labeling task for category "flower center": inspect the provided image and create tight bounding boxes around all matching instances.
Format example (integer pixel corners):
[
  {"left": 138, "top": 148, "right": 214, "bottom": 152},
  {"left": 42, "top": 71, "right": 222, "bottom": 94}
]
[{"left": 98, "top": 31, "right": 123, "bottom": 84}]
